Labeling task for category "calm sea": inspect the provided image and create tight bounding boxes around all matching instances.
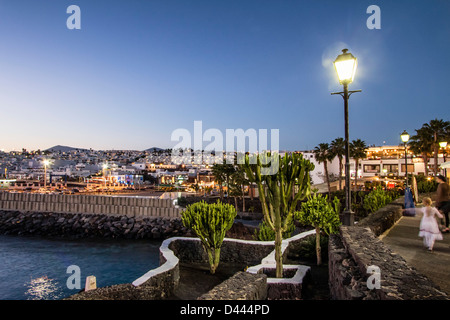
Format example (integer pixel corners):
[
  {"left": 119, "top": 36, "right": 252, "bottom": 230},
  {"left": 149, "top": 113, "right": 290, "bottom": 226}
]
[{"left": 0, "top": 234, "right": 161, "bottom": 300}]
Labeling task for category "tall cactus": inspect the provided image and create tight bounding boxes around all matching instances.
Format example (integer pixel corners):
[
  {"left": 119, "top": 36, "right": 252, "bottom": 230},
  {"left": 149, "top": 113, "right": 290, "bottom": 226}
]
[
  {"left": 181, "top": 200, "right": 236, "bottom": 274},
  {"left": 242, "top": 152, "right": 314, "bottom": 278}
]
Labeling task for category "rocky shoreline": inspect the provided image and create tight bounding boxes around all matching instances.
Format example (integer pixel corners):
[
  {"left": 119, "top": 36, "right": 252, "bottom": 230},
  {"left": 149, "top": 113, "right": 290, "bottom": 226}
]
[
  {"left": 0, "top": 210, "right": 258, "bottom": 240},
  {"left": 0, "top": 210, "right": 192, "bottom": 239}
]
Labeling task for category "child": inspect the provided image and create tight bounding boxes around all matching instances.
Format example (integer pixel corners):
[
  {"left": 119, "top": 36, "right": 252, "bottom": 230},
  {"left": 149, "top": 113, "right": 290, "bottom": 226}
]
[{"left": 419, "top": 197, "right": 444, "bottom": 252}]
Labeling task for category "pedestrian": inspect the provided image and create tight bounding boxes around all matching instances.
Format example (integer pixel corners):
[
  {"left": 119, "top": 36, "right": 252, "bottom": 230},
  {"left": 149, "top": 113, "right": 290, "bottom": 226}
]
[
  {"left": 435, "top": 174, "right": 450, "bottom": 233},
  {"left": 419, "top": 197, "right": 443, "bottom": 252}
]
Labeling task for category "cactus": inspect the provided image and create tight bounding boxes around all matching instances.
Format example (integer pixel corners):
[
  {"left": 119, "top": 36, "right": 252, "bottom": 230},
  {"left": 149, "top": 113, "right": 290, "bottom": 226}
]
[
  {"left": 241, "top": 152, "right": 314, "bottom": 278},
  {"left": 254, "top": 219, "right": 295, "bottom": 241},
  {"left": 181, "top": 200, "right": 236, "bottom": 274},
  {"left": 296, "top": 192, "right": 341, "bottom": 265}
]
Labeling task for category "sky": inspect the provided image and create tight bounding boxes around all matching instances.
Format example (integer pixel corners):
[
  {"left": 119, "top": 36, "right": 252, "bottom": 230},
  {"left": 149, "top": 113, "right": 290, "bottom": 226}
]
[{"left": 0, "top": 0, "right": 449, "bottom": 152}]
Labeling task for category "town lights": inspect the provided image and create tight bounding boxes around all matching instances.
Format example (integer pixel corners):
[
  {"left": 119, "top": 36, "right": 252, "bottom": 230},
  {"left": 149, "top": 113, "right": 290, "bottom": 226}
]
[
  {"left": 440, "top": 141, "right": 448, "bottom": 176},
  {"left": 331, "top": 48, "right": 361, "bottom": 226}
]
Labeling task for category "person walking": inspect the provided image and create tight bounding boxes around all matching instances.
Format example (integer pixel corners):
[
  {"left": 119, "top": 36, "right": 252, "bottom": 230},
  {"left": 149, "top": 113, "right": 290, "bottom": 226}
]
[
  {"left": 435, "top": 175, "right": 450, "bottom": 233},
  {"left": 419, "top": 197, "right": 444, "bottom": 252}
]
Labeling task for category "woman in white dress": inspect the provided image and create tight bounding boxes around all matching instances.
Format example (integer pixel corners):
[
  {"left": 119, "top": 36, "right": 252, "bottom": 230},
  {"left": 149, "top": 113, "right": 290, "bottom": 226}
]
[{"left": 419, "top": 197, "right": 444, "bottom": 252}]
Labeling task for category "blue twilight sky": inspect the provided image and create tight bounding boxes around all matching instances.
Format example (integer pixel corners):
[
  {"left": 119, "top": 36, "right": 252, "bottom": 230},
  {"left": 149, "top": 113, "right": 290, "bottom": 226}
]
[{"left": 0, "top": 0, "right": 449, "bottom": 152}]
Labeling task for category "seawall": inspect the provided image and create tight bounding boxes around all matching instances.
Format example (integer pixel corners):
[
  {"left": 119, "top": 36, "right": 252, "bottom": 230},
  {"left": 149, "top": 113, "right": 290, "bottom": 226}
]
[{"left": 0, "top": 192, "right": 181, "bottom": 218}]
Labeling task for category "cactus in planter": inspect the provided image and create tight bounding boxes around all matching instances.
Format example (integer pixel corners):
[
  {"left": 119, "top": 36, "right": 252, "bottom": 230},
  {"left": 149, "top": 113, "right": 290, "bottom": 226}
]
[
  {"left": 241, "top": 152, "right": 314, "bottom": 278},
  {"left": 181, "top": 200, "right": 236, "bottom": 274},
  {"left": 295, "top": 192, "right": 341, "bottom": 265}
]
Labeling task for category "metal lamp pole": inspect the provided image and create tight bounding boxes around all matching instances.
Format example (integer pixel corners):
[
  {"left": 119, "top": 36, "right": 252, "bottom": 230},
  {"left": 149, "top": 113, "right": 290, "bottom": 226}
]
[
  {"left": 331, "top": 49, "right": 361, "bottom": 226},
  {"left": 400, "top": 130, "right": 410, "bottom": 189}
]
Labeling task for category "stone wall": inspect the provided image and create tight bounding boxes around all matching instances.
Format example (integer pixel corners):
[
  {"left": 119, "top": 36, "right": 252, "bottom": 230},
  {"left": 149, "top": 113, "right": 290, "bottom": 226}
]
[
  {"left": 66, "top": 230, "right": 316, "bottom": 300},
  {"left": 0, "top": 210, "right": 190, "bottom": 239},
  {"left": 0, "top": 192, "right": 181, "bottom": 218},
  {"left": 328, "top": 197, "right": 449, "bottom": 300},
  {"left": 357, "top": 198, "right": 404, "bottom": 237},
  {"left": 198, "top": 272, "right": 268, "bottom": 300}
]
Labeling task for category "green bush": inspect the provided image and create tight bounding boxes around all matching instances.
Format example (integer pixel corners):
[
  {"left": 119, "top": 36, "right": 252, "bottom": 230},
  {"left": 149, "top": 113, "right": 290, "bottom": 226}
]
[
  {"left": 413, "top": 175, "right": 438, "bottom": 193},
  {"left": 362, "top": 188, "right": 394, "bottom": 214}
]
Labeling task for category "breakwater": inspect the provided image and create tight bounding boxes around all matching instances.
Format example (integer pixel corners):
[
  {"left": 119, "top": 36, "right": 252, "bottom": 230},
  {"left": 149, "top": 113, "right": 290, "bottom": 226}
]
[
  {"left": 0, "top": 210, "right": 191, "bottom": 239},
  {"left": 0, "top": 192, "right": 181, "bottom": 218}
]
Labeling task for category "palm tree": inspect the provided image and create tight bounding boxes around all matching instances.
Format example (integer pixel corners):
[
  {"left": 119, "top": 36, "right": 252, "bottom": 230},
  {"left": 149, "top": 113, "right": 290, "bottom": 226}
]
[
  {"left": 229, "top": 166, "right": 248, "bottom": 212},
  {"left": 314, "top": 143, "right": 334, "bottom": 199},
  {"left": 350, "top": 139, "right": 367, "bottom": 191},
  {"left": 212, "top": 163, "right": 235, "bottom": 202},
  {"left": 409, "top": 127, "right": 433, "bottom": 176},
  {"left": 330, "top": 137, "right": 345, "bottom": 191},
  {"left": 422, "top": 119, "right": 450, "bottom": 175},
  {"left": 212, "top": 164, "right": 226, "bottom": 201}
]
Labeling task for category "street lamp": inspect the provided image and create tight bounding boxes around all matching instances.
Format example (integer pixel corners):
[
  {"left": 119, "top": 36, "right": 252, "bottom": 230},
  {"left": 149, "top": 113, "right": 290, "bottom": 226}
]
[
  {"left": 102, "top": 163, "right": 108, "bottom": 188},
  {"left": 331, "top": 48, "right": 361, "bottom": 226},
  {"left": 43, "top": 159, "right": 50, "bottom": 189},
  {"left": 400, "top": 130, "right": 410, "bottom": 188}
]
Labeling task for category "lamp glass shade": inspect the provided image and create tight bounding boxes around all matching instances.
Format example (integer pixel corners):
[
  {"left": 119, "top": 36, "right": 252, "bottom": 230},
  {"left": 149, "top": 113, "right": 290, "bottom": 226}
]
[
  {"left": 400, "top": 131, "right": 410, "bottom": 143},
  {"left": 333, "top": 49, "right": 357, "bottom": 85},
  {"left": 439, "top": 141, "right": 448, "bottom": 148}
]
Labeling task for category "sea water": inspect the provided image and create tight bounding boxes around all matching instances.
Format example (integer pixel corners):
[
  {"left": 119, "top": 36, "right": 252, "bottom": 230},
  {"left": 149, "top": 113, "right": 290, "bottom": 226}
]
[{"left": 0, "top": 234, "right": 161, "bottom": 300}]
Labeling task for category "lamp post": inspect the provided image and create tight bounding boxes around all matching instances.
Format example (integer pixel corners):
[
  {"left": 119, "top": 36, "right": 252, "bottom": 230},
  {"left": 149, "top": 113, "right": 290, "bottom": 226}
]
[
  {"left": 331, "top": 48, "right": 361, "bottom": 226},
  {"left": 102, "top": 163, "right": 108, "bottom": 188},
  {"left": 400, "top": 130, "right": 410, "bottom": 188},
  {"left": 43, "top": 159, "right": 50, "bottom": 189}
]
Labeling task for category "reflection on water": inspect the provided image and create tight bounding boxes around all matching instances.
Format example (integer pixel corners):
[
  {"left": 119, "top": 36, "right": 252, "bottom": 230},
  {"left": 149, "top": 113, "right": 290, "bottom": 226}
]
[
  {"left": 0, "top": 235, "right": 161, "bottom": 300},
  {"left": 24, "top": 276, "right": 64, "bottom": 300}
]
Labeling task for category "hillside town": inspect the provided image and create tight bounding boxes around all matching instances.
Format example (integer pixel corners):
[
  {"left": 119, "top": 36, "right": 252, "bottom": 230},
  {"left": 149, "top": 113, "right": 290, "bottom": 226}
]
[{"left": 0, "top": 143, "right": 448, "bottom": 195}]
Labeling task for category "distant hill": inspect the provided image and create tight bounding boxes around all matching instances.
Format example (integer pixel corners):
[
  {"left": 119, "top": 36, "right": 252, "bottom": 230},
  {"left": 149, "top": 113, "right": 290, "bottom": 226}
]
[
  {"left": 44, "top": 145, "right": 89, "bottom": 153},
  {"left": 144, "top": 147, "right": 165, "bottom": 152}
]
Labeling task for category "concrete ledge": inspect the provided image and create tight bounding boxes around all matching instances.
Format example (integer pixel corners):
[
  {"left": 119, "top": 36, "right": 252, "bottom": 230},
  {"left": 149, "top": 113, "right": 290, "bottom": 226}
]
[
  {"left": 66, "top": 228, "right": 316, "bottom": 300},
  {"left": 247, "top": 264, "right": 310, "bottom": 299}
]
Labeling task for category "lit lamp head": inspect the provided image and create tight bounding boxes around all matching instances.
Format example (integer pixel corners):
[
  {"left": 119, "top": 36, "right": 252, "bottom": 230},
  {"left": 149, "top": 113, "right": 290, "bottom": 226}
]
[
  {"left": 400, "top": 130, "right": 410, "bottom": 143},
  {"left": 43, "top": 159, "right": 50, "bottom": 167},
  {"left": 333, "top": 49, "right": 358, "bottom": 85},
  {"left": 439, "top": 141, "right": 448, "bottom": 148}
]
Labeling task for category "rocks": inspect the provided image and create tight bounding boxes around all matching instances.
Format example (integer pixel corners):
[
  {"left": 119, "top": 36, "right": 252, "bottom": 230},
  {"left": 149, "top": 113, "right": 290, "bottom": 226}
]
[
  {"left": 198, "top": 272, "right": 267, "bottom": 300},
  {"left": 0, "top": 210, "right": 191, "bottom": 240}
]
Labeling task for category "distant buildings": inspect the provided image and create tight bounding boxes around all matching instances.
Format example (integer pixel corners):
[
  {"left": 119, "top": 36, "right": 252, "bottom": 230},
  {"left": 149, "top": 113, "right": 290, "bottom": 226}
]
[{"left": 0, "top": 144, "right": 447, "bottom": 192}]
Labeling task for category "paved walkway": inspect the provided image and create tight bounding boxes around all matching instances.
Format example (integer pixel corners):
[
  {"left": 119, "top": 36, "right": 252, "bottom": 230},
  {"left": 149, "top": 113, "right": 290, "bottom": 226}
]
[{"left": 381, "top": 210, "right": 450, "bottom": 295}]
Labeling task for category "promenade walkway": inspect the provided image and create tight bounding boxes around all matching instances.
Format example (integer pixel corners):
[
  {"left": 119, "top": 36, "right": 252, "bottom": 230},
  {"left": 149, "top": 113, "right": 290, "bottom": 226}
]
[{"left": 381, "top": 209, "right": 450, "bottom": 295}]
